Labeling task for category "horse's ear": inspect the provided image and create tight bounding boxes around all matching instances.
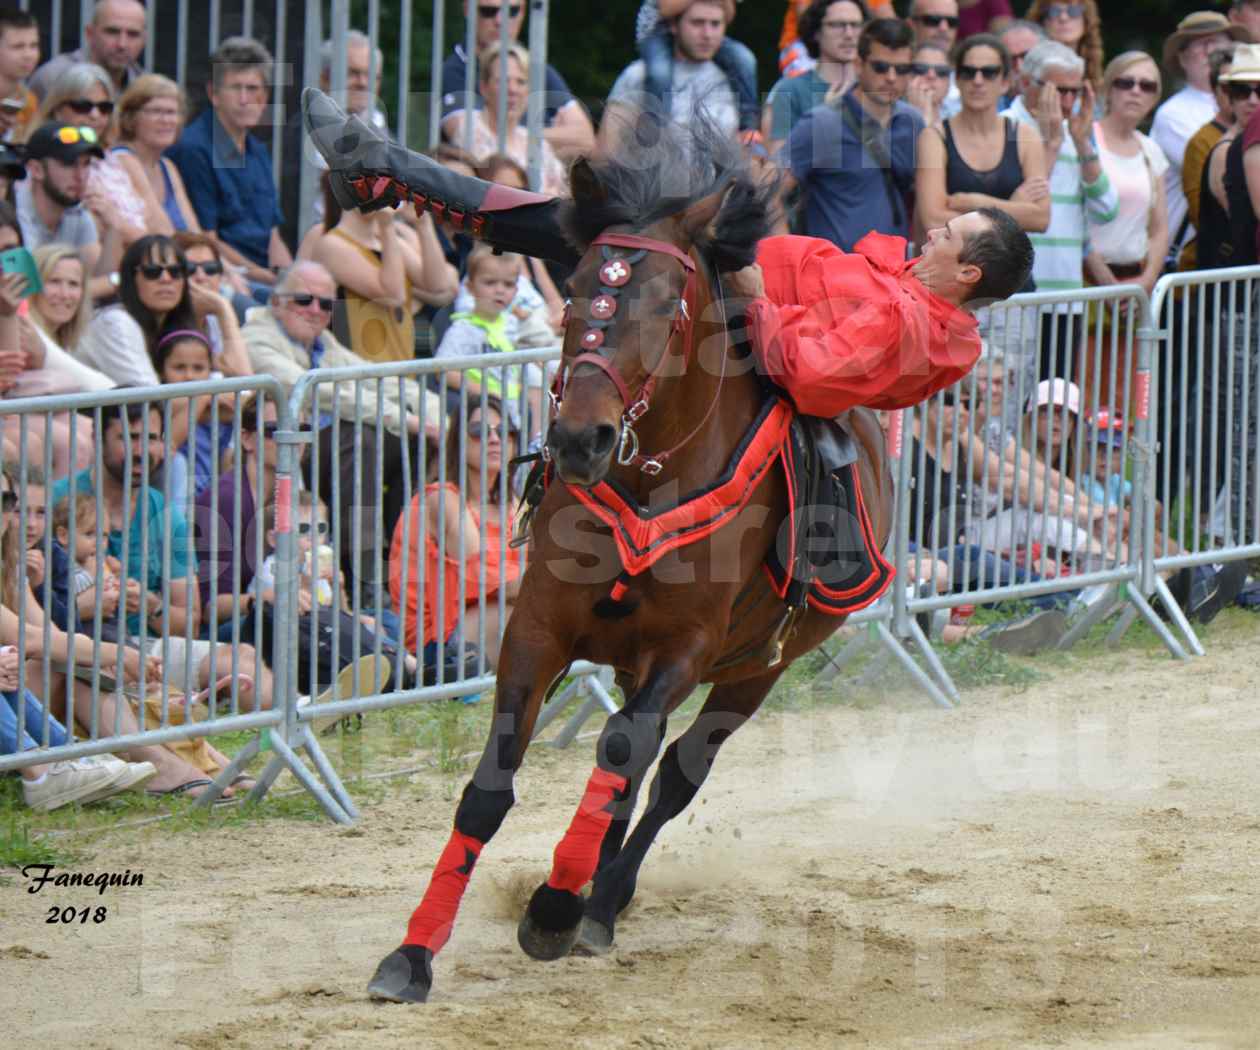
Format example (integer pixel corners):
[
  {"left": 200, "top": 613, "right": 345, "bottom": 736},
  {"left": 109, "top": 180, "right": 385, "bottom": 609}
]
[
  {"left": 568, "top": 157, "right": 604, "bottom": 206},
  {"left": 677, "top": 184, "right": 730, "bottom": 241}
]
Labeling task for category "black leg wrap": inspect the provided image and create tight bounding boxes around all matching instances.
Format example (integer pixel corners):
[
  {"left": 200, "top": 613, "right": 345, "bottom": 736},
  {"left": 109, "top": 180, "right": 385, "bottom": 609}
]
[
  {"left": 366, "top": 944, "right": 433, "bottom": 1004},
  {"left": 453, "top": 781, "right": 515, "bottom": 843},
  {"left": 517, "top": 884, "right": 585, "bottom": 961}
]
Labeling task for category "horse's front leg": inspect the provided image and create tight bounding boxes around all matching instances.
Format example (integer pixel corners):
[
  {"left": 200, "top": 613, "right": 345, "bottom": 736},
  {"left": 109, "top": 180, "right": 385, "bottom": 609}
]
[
  {"left": 516, "top": 656, "right": 700, "bottom": 960},
  {"left": 367, "top": 619, "right": 570, "bottom": 1003}
]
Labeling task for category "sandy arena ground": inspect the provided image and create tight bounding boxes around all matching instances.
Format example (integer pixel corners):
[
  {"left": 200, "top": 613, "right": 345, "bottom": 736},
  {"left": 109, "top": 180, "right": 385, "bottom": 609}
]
[{"left": 4, "top": 625, "right": 1260, "bottom": 1048}]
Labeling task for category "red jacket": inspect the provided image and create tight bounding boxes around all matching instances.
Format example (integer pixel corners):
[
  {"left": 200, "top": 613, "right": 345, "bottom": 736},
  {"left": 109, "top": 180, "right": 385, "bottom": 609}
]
[{"left": 747, "top": 231, "right": 981, "bottom": 417}]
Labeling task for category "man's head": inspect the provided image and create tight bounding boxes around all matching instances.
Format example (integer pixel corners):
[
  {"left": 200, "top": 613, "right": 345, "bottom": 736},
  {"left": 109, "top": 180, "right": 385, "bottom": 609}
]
[
  {"left": 910, "top": 0, "right": 959, "bottom": 53},
  {"left": 272, "top": 261, "right": 336, "bottom": 348},
  {"left": 1000, "top": 19, "right": 1045, "bottom": 80},
  {"left": 1164, "top": 12, "right": 1246, "bottom": 90},
  {"left": 85, "top": 0, "right": 146, "bottom": 78},
  {"left": 0, "top": 7, "right": 40, "bottom": 85},
  {"left": 319, "top": 30, "right": 383, "bottom": 116},
  {"left": 101, "top": 400, "right": 164, "bottom": 488},
  {"left": 855, "top": 18, "right": 915, "bottom": 109},
  {"left": 1021, "top": 40, "right": 1086, "bottom": 120},
  {"left": 207, "top": 36, "right": 272, "bottom": 134},
  {"left": 1231, "top": 1, "right": 1260, "bottom": 41},
  {"left": 1221, "top": 44, "right": 1260, "bottom": 128},
  {"left": 913, "top": 208, "right": 1034, "bottom": 308},
  {"left": 465, "top": 0, "right": 525, "bottom": 53},
  {"left": 797, "top": 0, "right": 868, "bottom": 65},
  {"left": 672, "top": 0, "right": 729, "bottom": 64},
  {"left": 25, "top": 122, "right": 105, "bottom": 209}
]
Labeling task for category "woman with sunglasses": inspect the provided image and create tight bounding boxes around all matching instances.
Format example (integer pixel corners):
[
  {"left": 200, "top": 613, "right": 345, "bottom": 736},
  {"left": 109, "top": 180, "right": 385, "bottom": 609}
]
[
  {"left": 173, "top": 231, "right": 254, "bottom": 377},
  {"left": 1083, "top": 53, "right": 1169, "bottom": 302},
  {"left": 77, "top": 235, "right": 200, "bottom": 388},
  {"left": 1024, "top": 0, "right": 1103, "bottom": 93},
  {"left": 110, "top": 75, "right": 202, "bottom": 238},
  {"left": 906, "top": 43, "right": 951, "bottom": 131},
  {"left": 915, "top": 34, "right": 1048, "bottom": 242}
]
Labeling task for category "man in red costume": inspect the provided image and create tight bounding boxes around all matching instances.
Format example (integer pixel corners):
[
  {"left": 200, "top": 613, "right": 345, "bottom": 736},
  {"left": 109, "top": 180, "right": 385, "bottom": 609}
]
[{"left": 301, "top": 91, "right": 1032, "bottom": 418}]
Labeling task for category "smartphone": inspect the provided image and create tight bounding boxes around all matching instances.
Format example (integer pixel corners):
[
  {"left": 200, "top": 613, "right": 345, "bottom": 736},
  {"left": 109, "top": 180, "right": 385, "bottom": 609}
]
[{"left": 0, "top": 246, "right": 41, "bottom": 298}]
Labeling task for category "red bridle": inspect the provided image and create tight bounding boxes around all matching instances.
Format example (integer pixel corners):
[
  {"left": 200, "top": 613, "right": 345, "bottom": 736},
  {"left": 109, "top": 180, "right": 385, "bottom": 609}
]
[{"left": 553, "top": 232, "right": 726, "bottom": 475}]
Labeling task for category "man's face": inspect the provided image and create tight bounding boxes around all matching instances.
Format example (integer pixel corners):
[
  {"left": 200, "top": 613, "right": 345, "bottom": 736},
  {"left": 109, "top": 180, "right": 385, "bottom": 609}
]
[
  {"left": 1182, "top": 34, "right": 1232, "bottom": 85},
  {"left": 913, "top": 210, "right": 991, "bottom": 293},
  {"left": 0, "top": 26, "right": 40, "bottom": 82},
  {"left": 345, "top": 43, "right": 378, "bottom": 115},
  {"left": 674, "top": 2, "right": 727, "bottom": 64},
  {"left": 857, "top": 41, "right": 913, "bottom": 107},
  {"left": 1001, "top": 26, "right": 1040, "bottom": 80},
  {"left": 469, "top": 0, "right": 524, "bottom": 51},
  {"left": 275, "top": 270, "right": 336, "bottom": 348},
  {"left": 1233, "top": 1, "right": 1260, "bottom": 40},
  {"left": 86, "top": 0, "right": 146, "bottom": 75},
  {"left": 209, "top": 69, "right": 268, "bottom": 133},
  {"left": 1037, "top": 64, "right": 1086, "bottom": 120},
  {"left": 23, "top": 484, "right": 45, "bottom": 549},
  {"left": 912, "top": 0, "right": 959, "bottom": 52},
  {"left": 103, "top": 410, "right": 164, "bottom": 487},
  {"left": 817, "top": 1, "right": 864, "bottom": 65},
  {"left": 32, "top": 155, "right": 92, "bottom": 208}
]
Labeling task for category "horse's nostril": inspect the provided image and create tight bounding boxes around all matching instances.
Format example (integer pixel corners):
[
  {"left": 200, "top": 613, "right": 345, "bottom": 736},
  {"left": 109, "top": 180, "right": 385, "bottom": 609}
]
[{"left": 589, "top": 424, "right": 618, "bottom": 458}]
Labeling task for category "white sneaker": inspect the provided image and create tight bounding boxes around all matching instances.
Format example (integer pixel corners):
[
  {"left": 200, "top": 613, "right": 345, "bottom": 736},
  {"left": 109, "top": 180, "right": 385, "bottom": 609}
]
[
  {"left": 77, "top": 757, "right": 158, "bottom": 803},
  {"left": 23, "top": 759, "right": 125, "bottom": 812}
]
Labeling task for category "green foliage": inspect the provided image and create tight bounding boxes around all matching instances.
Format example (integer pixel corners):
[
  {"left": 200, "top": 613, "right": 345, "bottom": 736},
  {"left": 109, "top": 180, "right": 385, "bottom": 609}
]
[{"left": 0, "top": 814, "right": 83, "bottom": 870}]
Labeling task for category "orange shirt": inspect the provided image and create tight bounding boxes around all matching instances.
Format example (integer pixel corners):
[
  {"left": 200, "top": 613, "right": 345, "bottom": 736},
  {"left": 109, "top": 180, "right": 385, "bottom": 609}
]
[
  {"left": 388, "top": 482, "right": 521, "bottom": 651},
  {"left": 748, "top": 231, "right": 981, "bottom": 417}
]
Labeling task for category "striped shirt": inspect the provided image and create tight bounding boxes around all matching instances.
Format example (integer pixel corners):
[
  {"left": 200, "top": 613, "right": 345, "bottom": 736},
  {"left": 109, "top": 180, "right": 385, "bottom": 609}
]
[{"left": 1002, "top": 97, "right": 1119, "bottom": 313}]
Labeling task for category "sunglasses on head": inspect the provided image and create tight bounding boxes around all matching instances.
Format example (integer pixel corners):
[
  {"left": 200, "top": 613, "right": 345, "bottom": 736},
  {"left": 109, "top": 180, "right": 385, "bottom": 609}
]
[
  {"left": 186, "top": 259, "right": 223, "bottom": 276},
  {"left": 866, "top": 59, "right": 913, "bottom": 76},
  {"left": 284, "top": 292, "right": 335, "bottom": 312},
  {"left": 1044, "top": 3, "right": 1084, "bottom": 18},
  {"left": 959, "top": 63, "right": 1003, "bottom": 82},
  {"left": 915, "top": 14, "right": 959, "bottom": 28},
  {"left": 0, "top": 492, "right": 17, "bottom": 512},
  {"left": 136, "top": 262, "right": 186, "bottom": 280},
  {"left": 1227, "top": 81, "right": 1260, "bottom": 101},
  {"left": 1112, "top": 75, "right": 1159, "bottom": 95},
  {"left": 65, "top": 98, "right": 114, "bottom": 116},
  {"left": 912, "top": 62, "right": 952, "bottom": 78},
  {"left": 477, "top": 3, "right": 521, "bottom": 16},
  {"left": 55, "top": 125, "right": 98, "bottom": 145},
  {"left": 296, "top": 520, "right": 329, "bottom": 537}
]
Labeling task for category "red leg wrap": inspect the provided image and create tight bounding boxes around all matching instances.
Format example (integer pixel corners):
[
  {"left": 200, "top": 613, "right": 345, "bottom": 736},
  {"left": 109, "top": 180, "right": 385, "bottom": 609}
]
[
  {"left": 403, "top": 830, "right": 484, "bottom": 953},
  {"left": 546, "top": 767, "right": 628, "bottom": 894}
]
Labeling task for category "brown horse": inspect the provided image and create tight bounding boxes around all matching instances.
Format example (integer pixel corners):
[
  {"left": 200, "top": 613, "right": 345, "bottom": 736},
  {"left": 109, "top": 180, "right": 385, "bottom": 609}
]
[{"left": 366, "top": 116, "right": 895, "bottom": 1003}]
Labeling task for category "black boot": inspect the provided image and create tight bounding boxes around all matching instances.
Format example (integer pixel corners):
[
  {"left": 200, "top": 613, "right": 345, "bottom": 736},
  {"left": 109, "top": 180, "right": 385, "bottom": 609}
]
[{"left": 301, "top": 88, "right": 579, "bottom": 267}]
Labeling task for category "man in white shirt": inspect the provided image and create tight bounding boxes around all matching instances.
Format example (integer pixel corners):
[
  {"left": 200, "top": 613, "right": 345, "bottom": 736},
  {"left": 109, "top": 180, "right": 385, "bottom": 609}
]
[
  {"left": 608, "top": 0, "right": 740, "bottom": 139},
  {"left": 1151, "top": 12, "right": 1250, "bottom": 269}
]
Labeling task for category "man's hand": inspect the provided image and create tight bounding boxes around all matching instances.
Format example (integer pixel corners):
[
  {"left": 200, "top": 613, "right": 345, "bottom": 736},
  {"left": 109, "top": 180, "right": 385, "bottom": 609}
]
[
  {"left": 1068, "top": 82, "right": 1097, "bottom": 151},
  {"left": 124, "top": 578, "right": 143, "bottom": 615},
  {"left": 1034, "top": 82, "right": 1063, "bottom": 147},
  {"left": 725, "top": 263, "right": 764, "bottom": 301}
]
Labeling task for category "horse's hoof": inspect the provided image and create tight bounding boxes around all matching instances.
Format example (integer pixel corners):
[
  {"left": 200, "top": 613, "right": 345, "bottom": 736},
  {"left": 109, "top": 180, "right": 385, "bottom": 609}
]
[
  {"left": 366, "top": 946, "right": 432, "bottom": 1003},
  {"left": 572, "top": 916, "right": 614, "bottom": 956},
  {"left": 517, "top": 913, "right": 581, "bottom": 960}
]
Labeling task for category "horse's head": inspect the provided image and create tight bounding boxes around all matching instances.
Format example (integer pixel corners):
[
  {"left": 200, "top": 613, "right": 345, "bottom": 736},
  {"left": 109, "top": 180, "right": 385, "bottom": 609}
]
[{"left": 546, "top": 118, "right": 777, "bottom": 487}]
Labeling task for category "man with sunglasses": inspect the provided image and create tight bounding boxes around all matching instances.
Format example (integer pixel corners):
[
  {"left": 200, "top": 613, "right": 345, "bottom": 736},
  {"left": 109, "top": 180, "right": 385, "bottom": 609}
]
[
  {"left": 1152, "top": 12, "right": 1252, "bottom": 274},
  {"left": 1001, "top": 40, "right": 1116, "bottom": 381},
  {"left": 910, "top": 0, "right": 962, "bottom": 116},
  {"left": 782, "top": 18, "right": 922, "bottom": 250},
  {"left": 15, "top": 122, "right": 105, "bottom": 273},
  {"left": 30, "top": 0, "right": 145, "bottom": 101},
  {"left": 439, "top": 0, "right": 594, "bottom": 161}
]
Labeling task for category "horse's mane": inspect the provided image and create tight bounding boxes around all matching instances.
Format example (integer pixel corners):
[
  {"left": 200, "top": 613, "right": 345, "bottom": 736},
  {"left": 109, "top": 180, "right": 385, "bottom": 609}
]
[{"left": 558, "top": 106, "right": 779, "bottom": 274}]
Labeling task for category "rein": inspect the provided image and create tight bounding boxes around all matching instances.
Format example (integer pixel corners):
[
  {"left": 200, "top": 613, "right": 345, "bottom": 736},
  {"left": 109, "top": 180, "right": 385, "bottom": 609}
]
[{"left": 552, "top": 231, "right": 730, "bottom": 476}]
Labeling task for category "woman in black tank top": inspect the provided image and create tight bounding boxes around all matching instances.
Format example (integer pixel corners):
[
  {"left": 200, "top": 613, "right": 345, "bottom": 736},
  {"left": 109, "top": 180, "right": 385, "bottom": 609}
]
[{"left": 914, "top": 34, "right": 1049, "bottom": 243}]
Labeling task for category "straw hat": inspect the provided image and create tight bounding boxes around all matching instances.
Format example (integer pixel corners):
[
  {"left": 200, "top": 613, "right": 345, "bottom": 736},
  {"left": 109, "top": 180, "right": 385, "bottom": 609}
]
[
  {"left": 1222, "top": 42, "right": 1260, "bottom": 81},
  {"left": 1163, "top": 12, "right": 1251, "bottom": 75}
]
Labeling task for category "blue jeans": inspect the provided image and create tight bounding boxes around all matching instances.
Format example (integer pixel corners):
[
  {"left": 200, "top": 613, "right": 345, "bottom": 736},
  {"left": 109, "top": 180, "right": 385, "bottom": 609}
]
[
  {"left": 925, "top": 544, "right": 1076, "bottom": 611},
  {"left": 640, "top": 28, "right": 760, "bottom": 131},
  {"left": 1, "top": 689, "right": 70, "bottom": 756}
]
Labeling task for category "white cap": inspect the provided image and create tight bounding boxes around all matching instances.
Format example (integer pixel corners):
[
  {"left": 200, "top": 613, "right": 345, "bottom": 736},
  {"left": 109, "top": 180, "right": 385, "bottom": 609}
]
[{"left": 1028, "top": 378, "right": 1081, "bottom": 415}]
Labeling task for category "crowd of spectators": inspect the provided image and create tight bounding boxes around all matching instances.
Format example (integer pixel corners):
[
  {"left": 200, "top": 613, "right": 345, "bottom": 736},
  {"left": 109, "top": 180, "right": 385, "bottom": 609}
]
[{"left": 3, "top": 0, "right": 1260, "bottom": 807}]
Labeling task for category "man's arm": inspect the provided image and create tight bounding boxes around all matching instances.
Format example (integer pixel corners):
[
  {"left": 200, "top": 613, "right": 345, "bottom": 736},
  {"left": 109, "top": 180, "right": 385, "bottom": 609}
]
[{"left": 268, "top": 227, "right": 294, "bottom": 271}]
